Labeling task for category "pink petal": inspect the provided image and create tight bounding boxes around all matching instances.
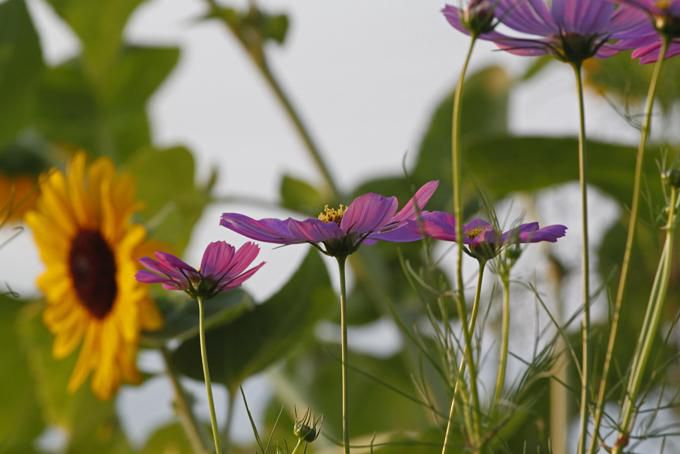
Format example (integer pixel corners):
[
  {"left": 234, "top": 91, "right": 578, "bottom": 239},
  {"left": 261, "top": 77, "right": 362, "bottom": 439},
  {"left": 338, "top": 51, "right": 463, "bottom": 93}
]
[
  {"left": 287, "top": 218, "right": 343, "bottom": 243},
  {"left": 200, "top": 241, "right": 235, "bottom": 277},
  {"left": 390, "top": 180, "right": 439, "bottom": 224},
  {"left": 220, "top": 261, "right": 266, "bottom": 291},
  {"left": 341, "top": 193, "right": 398, "bottom": 235}
]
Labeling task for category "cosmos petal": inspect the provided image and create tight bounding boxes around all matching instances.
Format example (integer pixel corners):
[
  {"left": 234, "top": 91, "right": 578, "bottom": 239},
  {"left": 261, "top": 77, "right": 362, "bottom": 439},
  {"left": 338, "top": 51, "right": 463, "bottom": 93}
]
[{"left": 341, "top": 193, "right": 398, "bottom": 235}]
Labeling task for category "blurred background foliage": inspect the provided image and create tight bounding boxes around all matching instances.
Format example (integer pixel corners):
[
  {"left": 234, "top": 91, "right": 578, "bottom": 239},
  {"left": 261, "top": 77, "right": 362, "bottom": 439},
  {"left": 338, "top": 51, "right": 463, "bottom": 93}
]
[{"left": 2, "top": 0, "right": 680, "bottom": 452}]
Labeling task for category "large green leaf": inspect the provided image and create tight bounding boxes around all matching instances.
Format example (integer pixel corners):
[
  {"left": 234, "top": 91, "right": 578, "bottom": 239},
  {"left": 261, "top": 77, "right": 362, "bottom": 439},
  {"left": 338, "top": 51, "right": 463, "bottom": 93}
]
[
  {"left": 45, "top": 0, "right": 145, "bottom": 86},
  {"left": 280, "top": 174, "right": 325, "bottom": 216},
  {"left": 462, "top": 136, "right": 667, "bottom": 207},
  {"left": 126, "top": 146, "right": 211, "bottom": 253},
  {"left": 140, "top": 290, "right": 254, "bottom": 349},
  {"left": 139, "top": 423, "right": 194, "bottom": 454},
  {"left": 0, "top": 297, "right": 43, "bottom": 453},
  {"left": 34, "top": 46, "right": 179, "bottom": 160},
  {"left": 0, "top": 0, "right": 45, "bottom": 145},
  {"left": 16, "top": 303, "right": 131, "bottom": 453},
  {"left": 172, "top": 250, "right": 335, "bottom": 390}
]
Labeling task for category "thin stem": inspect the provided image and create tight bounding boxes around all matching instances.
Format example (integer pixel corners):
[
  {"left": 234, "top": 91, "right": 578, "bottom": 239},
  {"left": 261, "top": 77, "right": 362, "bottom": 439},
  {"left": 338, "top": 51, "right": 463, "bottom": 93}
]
[
  {"left": 573, "top": 63, "right": 592, "bottom": 454},
  {"left": 291, "top": 439, "right": 304, "bottom": 454},
  {"left": 588, "top": 37, "right": 670, "bottom": 454},
  {"left": 493, "top": 275, "right": 511, "bottom": 408},
  {"left": 613, "top": 187, "right": 678, "bottom": 453},
  {"left": 161, "top": 347, "right": 210, "bottom": 454},
  {"left": 441, "top": 260, "right": 486, "bottom": 453},
  {"left": 337, "top": 256, "right": 351, "bottom": 454},
  {"left": 223, "top": 389, "right": 236, "bottom": 453},
  {"left": 197, "top": 296, "right": 223, "bottom": 454}
]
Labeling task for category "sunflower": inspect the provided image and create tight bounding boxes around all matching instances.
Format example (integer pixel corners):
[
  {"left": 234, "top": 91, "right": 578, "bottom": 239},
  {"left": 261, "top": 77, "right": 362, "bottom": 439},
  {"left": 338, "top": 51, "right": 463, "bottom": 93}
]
[{"left": 25, "top": 153, "right": 162, "bottom": 399}]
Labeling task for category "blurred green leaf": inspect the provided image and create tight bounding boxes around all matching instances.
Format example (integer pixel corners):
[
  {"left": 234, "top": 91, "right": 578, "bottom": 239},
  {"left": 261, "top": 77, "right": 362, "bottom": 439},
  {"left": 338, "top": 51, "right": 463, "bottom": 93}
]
[
  {"left": 585, "top": 52, "right": 680, "bottom": 112},
  {"left": 0, "top": 297, "right": 43, "bottom": 453},
  {"left": 127, "top": 146, "right": 211, "bottom": 253},
  {"left": 45, "top": 0, "right": 144, "bottom": 85},
  {"left": 140, "top": 290, "right": 254, "bottom": 349},
  {"left": 209, "top": 6, "right": 290, "bottom": 47},
  {"left": 413, "top": 65, "right": 511, "bottom": 203},
  {"left": 280, "top": 174, "right": 324, "bottom": 215},
  {"left": 0, "top": 0, "right": 45, "bottom": 145},
  {"left": 34, "top": 46, "right": 179, "bottom": 160},
  {"left": 139, "top": 423, "right": 194, "bottom": 454},
  {"left": 172, "top": 250, "right": 335, "bottom": 390},
  {"left": 17, "top": 303, "right": 131, "bottom": 453}
]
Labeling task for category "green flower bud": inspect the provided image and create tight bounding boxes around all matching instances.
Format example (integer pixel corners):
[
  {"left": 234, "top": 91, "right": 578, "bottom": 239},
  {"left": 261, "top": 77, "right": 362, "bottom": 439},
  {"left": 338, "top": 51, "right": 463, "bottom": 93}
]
[
  {"left": 664, "top": 169, "right": 680, "bottom": 189},
  {"left": 293, "top": 408, "right": 322, "bottom": 444}
]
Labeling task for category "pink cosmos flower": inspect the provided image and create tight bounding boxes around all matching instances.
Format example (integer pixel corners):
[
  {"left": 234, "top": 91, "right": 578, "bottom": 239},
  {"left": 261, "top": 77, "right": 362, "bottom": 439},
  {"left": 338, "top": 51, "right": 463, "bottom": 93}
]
[
  {"left": 423, "top": 212, "right": 567, "bottom": 261},
  {"left": 220, "top": 181, "right": 439, "bottom": 257},
  {"left": 611, "top": 0, "right": 680, "bottom": 63},
  {"left": 444, "top": 0, "right": 646, "bottom": 63},
  {"left": 136, "top": 241, "right": 265, "bottom": 300}
]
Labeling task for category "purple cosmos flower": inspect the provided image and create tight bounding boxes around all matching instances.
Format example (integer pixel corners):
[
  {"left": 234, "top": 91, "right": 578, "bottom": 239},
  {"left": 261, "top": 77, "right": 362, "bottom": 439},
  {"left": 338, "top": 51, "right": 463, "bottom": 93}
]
[
  {"left": 611, "top": 0, "right": 680, "bottom": 63},
  {"left": 423, "top": 213, "right": 567, "bottom": 261},
  {"left": 220, "top": 181, "right": 439, "bottom": 258},
  {"left": 443, "top": 1, "right": 501, "bottom": 37},
  {"left": 136, "top": 241, "right": 265, "bottom": 300},
  {"left": 443, "top": 0, "right": 645, "bottom": 64}
]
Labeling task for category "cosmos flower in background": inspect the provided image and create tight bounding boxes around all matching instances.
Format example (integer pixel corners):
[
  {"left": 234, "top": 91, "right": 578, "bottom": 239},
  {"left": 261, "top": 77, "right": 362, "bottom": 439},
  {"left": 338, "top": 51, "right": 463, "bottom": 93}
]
[
  {"left": 422, "top": 212, "right": 567, "bottom": 261},
  {"left": 444, "top": 0, "right": 646, "bottom": 63},
  {"left": 612, "top": 0, "right": 680, "bottom": 62},
  {"left": 136, "top": 241, "right": 265, "bottom": 300},
  {"left": 220, "top": 181, "right": 439, "bottom": 257},
  {"left": 25, "top": 153, "right": 162, "bottom": 400}
]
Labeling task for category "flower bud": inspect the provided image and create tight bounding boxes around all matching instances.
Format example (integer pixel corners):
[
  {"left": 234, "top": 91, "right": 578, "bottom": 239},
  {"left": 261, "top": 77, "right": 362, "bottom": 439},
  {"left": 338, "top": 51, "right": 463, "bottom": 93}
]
[
  {"left": 464, "top": 0, "right": 497, "bottom": 35},
  {"left": 293, "top": 408, "right": 322, "bottom": 444},
  {"left": 664, "top": 169, "right": 680, "bottom": 189}
]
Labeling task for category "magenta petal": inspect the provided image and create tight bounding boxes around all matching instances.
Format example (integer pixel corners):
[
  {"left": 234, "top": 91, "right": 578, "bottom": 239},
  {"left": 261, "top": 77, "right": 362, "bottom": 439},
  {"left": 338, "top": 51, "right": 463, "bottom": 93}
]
[
  {"left": 390, "top": 180, "right": 439, "bottom": 224},
  {"left": 518, "top": 224, "right": 568, "bottom": 243},
  {"left": 221, "top": 213, "right": 302, "bottom": 244},
  {"left": 200, "top": 241, "right": 236, "bottom": 277},
  {"left": 220, "top": 261, "right": 266, "bottom": 291},
  {"left": 422, "top": 211, "right": 457, "bottom": 241},
  {"left": 155, "top": 251, "right": 195, "bottom": 273},
  {"left": 501, "top": 222, "right": 539, "bottom": 243},
  {"left": 135, "top": 270, "right": 168, "bottom": 284},
  {"left": 368, "top": 220, "right": 426, "bottom": 243},
  {"left": 222, "top": 242, "right": 262, "bottom": 278},
  {"left": 496, "top": 0, "right": 558, "bottom": 35},
  {"left": 139, "top": 256, "right": 186, "bottom": 281},
  {"left": 341, "top": 193, "right": 398, "bottom": 235},
  {"left": 287, "top": 218, "right": 343, "bottom": 243}
]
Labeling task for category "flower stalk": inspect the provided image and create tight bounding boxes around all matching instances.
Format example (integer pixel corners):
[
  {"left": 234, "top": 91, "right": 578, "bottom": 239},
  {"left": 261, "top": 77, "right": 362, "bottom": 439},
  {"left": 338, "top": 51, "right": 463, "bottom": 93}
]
[
  {"left": 588, "top": 37, "right": 670, "bottom": 454},
  {"left": 493, "top": 273, "right": 511, "bottom": 408},
  {"left": 197, "top": 295, "right": 223, "bottom": 454},
  {"left": 337, "top": 256, "right": 351, "bottom": 454},
  {"left": 572, "top": 62, "right": 593, "bottom": 454},
  {"left": 613, "top": 185, "right": 678, "bottom": 453}
]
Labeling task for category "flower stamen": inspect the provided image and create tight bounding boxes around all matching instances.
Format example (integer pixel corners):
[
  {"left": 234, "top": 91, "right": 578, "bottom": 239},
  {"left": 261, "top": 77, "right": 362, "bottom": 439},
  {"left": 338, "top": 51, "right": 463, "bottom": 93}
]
[{"left": 317, "top": 204, "right": 347, "bottom": 224}]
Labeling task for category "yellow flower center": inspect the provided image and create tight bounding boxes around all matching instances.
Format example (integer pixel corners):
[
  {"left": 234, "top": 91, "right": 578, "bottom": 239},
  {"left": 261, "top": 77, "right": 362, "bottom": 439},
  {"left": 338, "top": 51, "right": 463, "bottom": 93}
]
[
  {"left": 657, "top": 0, "right": 671, "bottom": 9},
  {"left": 466, "top": 227, "right": 485, "bottom": 239},
  {"left": 317, "top": 204, "right": 347, "bottom": 224}
]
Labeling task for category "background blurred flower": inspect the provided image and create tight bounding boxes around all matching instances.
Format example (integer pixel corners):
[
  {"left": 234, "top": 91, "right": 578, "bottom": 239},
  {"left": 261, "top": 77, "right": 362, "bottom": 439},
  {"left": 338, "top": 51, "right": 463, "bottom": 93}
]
[
  {"left": 0, "top": 173, "right": 37, "bottom": 223},
  {"left": 136, "top": 241, "right": 265, "bottom": 300},
  {"left": 25, "top": 153, "right": 162, "bottom": 399},
  {"left": 220, "top": 181, "right": 438, "bottom": 257}
]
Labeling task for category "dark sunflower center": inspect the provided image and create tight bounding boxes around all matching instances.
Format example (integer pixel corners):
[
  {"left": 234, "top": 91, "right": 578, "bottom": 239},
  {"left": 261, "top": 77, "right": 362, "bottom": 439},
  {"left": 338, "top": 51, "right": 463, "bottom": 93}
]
[{"left": 68, "top": 229, "right": 117, "bottom": 319}]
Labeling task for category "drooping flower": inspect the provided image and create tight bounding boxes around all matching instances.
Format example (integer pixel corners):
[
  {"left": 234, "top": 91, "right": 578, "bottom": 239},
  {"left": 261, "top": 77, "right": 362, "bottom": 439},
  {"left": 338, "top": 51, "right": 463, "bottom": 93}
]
[
  {"left": 423, "top": 213, "right": 567, "bottom": 261},
  {"left": 611, "top": 0, "right": 680, "bottom": 62},
  {"left": 136, "top": 241, "right": 265, "bottom": 300},
  {"left": 443, "top": 0, "right": 502, "bottom": 37},
  {"left": 220, "top": 181, "right": 439, "bottom": 257},
  {"left": 444, "top": 0, "right": 645, "bottom": 64},
  {"left": 25, "top": 153, "right": 162, "bottom": 399}
]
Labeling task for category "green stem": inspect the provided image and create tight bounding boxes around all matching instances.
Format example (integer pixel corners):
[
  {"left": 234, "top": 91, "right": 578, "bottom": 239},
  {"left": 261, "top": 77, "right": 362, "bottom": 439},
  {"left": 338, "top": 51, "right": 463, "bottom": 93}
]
[
  {"left": 223, "top": 388, "right": 236, "bottom": 453},
  {"left": 572, "top": 63, "right": 592, "bottom": 454},
  {"left": 441, "top": 260, "right": 486, "bottom": 453},
  {"left": 161, "top": 347, "right": 210, "bottom": 454},
  {"left": 613, "top": 187, "right": 678, "bottom": 453},
  {"left": 197, "top": 296, "right": 223, "bottom": 454},
  {"left": 493, "top": 275, "right": 511, "bottom": 408},
  {"left": 291, "top": 439, "right": 304, "bottom": 454},
  {"left": 337, "top": 256, "right": 351, "bottom": 454},
  {"left": 588, "top": 37, "right": 670, "bottom": 454}
]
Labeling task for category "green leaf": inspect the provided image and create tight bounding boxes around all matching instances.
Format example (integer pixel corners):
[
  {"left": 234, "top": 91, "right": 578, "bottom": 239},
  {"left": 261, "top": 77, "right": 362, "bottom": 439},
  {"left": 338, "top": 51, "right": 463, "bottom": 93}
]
[
  {"left": 45, "top": 0, "right": 145, "bottom": 85},
  {"left": 172, "top": 250, "right": 335, "bottom": 390},
  {"left": 280, "top": 174, "right": 325, "bottom": 215},
  {"left": 140, "top": 290, "right": 254, "bottom": 349},
  {"left": 126, "top": 146, "right": 211, "bottom": 253},
  {"left": 16, "top": 303, "right": 131, "bottom": 453},
  {"left": 0, "top": 297, "right": 44, "bottom": 453},
  {"left": 34, "top": 46, "right": 179, "bottom": 160},
  {"left": 462, "top": 136, "right": 667, "bottom": 207},
  {"left": 0, "top": 0, "right": 45, "bottom": 145},
  {"left": 413, "top": 65, "right": 511, "bottom": 201}
]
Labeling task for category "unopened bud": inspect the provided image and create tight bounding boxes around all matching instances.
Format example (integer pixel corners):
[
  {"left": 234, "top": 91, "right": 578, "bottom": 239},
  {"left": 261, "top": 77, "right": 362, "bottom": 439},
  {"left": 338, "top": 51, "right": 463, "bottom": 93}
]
[
  {"left": 293, "top": 408, "right": 322, "bottom": 443},
  {"left": 663, "top": 169, "right": 680, "bottom": 188}
]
